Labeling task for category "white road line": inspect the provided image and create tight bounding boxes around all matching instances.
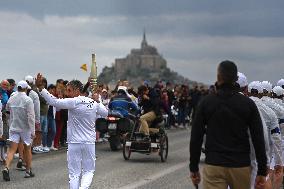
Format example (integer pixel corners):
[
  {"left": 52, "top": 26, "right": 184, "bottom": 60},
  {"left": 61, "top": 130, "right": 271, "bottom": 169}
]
[{"left": 118, "top": 161, "right": 188, "bottom": 189}]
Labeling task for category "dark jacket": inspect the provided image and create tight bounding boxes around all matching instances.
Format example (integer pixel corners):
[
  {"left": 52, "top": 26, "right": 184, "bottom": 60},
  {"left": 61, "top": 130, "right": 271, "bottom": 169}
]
[
  {"left": 139, "top": 88, "right": 162, "bottom": 115},
  {"left": 109, "top": 93, "right": 139, "bottom": 117},
  {"left": 189, "top": 83, "right": 267, "bottom": 176}
]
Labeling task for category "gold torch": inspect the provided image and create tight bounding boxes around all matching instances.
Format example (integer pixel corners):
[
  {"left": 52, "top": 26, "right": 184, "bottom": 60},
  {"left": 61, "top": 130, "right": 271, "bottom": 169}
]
[{"left": 89, "top": 53, "right": 98, "bottom": 93}]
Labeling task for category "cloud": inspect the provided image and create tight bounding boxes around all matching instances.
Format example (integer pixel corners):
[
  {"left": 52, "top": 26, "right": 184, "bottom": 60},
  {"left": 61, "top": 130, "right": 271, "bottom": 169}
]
[{"left": 1, "top": 6, "right": 284, "bottom": 86}]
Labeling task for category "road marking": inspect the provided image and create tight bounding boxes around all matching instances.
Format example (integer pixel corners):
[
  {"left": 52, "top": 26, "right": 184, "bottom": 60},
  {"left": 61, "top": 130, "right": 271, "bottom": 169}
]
[{"left": 118, "top": 161, "right": 188, "bottom": 189}]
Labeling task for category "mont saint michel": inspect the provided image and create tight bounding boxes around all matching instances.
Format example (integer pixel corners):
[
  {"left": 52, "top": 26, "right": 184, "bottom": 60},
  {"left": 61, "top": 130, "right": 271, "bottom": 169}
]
[{"left": 98, "top": 32, "right": 193, "bottom": 87}]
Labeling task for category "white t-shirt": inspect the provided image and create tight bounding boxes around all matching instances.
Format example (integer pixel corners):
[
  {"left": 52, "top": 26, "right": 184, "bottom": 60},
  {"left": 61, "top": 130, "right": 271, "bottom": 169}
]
[{"left": 40, "top": 89, "right": 108, "bottom": 144}]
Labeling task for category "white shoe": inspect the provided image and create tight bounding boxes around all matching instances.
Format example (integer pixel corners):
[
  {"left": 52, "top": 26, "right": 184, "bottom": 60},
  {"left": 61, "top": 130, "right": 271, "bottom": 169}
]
[
  {"left": 50, "top": 146, "right": 58, "bottom": 151},
  {"left": 102, "top": 138, "right": 108, "bottom": 142},
  {"left": 97, "top": 138, "right": 104, "bottom": 143},
  {"left": 13, "top": 153, "right": 19, "bottom": 159},
  {"left": 32, "top": 146, "right": 44, "bottom": 154},
  {"left": 42, "top": 147, "right": 50, "bottom": 152}
]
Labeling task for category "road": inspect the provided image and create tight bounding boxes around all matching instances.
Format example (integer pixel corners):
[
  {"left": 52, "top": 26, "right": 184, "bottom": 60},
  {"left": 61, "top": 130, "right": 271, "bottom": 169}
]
[{"left": 0, "top": 128, "right": 203, "bottom": 189}]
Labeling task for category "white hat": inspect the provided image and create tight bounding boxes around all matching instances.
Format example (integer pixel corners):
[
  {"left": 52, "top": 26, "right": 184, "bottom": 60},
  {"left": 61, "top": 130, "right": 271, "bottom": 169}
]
[
  {"left": 277, "top": 79, "right": 284, "bottom": 87},
  {"left": 272, "top": 86, "right": 284, "bottom": 96},
  {"left": 102, "top": 89, "right": 108, "bottom": 93},
  {"left": 117, "top": 86, "right": 127, "bottom": 92},
  {"left": 17, "top": 80, "right": 29, "bottom": 89},
  {"left": 261, "top": 81, "right": 272, "bottom": 93},
  {"left": 248, "top": 81, "right": 263, "bottom": 93},
  {"left": 24, "top": 75, "right": 34, "bottom": 84},
  {"left": 237, "top": 72, "right": 248, "bottom": 88}
]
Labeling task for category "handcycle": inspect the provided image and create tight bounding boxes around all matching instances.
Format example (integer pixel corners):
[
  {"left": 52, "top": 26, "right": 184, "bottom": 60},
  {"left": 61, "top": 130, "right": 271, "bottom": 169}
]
[{"left": 122, "top": 114, "right": 169, "bottom": 162}]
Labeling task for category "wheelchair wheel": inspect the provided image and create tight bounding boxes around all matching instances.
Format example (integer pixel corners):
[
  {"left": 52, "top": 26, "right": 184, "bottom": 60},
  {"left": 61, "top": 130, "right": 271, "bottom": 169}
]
[
  {"left": 159, "top": 134, "right": 168, "bottom": 162},
  {"left": 123, "top": 139, "right": 131, "bottom": 160}
]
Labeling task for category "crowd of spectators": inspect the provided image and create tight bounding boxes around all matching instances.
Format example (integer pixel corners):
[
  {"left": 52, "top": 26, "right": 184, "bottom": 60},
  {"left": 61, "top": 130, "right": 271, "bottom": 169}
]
[{"left": 0, "top": 75, "right": 210, "bottom": 162}]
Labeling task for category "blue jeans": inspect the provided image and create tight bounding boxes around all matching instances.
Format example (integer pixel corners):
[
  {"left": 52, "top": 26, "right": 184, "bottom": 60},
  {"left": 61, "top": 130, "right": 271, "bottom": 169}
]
[
  {"left": 41, "top": 115, "right": 48, "bottom": 147},
  {"left": 178, "top": 108, "right": 187, "bottom": 126},
  {"left": 47, "top": 116, "right": 56, "bottom": 147}
]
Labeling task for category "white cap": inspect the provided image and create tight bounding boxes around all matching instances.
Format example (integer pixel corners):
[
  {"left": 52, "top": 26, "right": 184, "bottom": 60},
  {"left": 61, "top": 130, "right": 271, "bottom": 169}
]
[
  {"left": 277, "top": 79, "right": 284, "bottom": 87},
  {"left": 17, "top": 80, "right": 29, "bottom": 89},
  {"left": 24, "top": 75, "right": 34, "bottom": 84},
  {"left": 102, "top": 89, "right": 107, "bottom": 93},
  {"left": 272, "top": 86, "right": 284, "bottom": 96},
  {"left": 237, "top": 72, "right": 248, "bottom": 88},
  {"left": 248, "top": 81, "right": 263, "bottom": 93},
  {"left": 261, "top": 81, "right": 272, "bottom": 93},
  {"left": 117, "top": 86, "right": 127, "bottom": 93}
]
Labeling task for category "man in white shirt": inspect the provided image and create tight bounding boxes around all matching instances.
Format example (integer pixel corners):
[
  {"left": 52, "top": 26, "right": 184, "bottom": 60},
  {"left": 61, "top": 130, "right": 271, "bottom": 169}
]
[
  {"left": 36, "top": 73, "right": 108, "bottom": 189},
  {"left": 2, "top": 81, "right": 35, "bottom": 181}
]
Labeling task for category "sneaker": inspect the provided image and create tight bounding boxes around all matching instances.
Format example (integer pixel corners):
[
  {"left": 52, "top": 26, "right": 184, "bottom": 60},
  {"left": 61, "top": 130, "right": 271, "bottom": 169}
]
[
  {"left": 97, "top": 138, "right": 104, "bottom": 143},
  {"left": 13, "top": 153, "right": 19, "bottom": 159},
  {"left": 102, "top": 138, "right": 108, "bottom": 142},
  {"left": 32, "top": 146, "right": 44, "bottom": 154},
  {"left": 49, "top": 146, "right": 58, "bottom": 151},
  {"left": 24, "top": 170, "right": 35, "bottom": 178},
  {"left": 16, "top": 159, "right": 26, "bottom": 171},
  {"left": 42, "top": 147, "right": 50, "bottom": 153},
  {"left": 2, "top": 168, "right": 10, "bottom": 181}
]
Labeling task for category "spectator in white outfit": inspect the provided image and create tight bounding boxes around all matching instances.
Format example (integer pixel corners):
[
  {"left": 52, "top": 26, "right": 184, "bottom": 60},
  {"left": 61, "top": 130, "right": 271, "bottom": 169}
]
[
  {"left": 260, "top": 81, "right": 284, "bottom": 187},
  {"left": 16, "top": 76, "right": 41, "bottom": 170},
  {"left": 2, "top": 80, "right": 35, "bottom": 181},
  {"left": 248, "top": 81, "right": 283, "bottom": 188},
  {"left": 36, "top": 74, "right": 108, "bottom": 189}
]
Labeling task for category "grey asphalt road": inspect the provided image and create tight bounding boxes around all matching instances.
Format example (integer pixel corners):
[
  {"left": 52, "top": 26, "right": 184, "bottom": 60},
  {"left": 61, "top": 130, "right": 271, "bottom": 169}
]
[{"left": 0, "top": 128, "right": 202, "bottom": 189}]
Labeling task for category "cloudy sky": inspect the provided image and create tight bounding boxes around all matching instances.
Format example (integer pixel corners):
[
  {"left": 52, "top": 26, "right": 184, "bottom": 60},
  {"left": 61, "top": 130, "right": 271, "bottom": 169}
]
[{"left": 0, "top": 0, "right": 284, "bottom": 85}]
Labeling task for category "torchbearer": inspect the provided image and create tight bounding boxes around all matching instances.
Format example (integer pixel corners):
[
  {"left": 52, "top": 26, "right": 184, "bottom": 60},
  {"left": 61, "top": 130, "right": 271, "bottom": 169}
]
[{"left": 35, "top": 73, "right": 108, "bottom": 189}]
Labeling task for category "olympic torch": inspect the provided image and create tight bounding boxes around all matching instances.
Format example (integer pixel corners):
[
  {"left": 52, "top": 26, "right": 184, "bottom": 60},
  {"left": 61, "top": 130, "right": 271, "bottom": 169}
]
[{"left": 89, "top": 53, "right": 97, "bottom": 94}]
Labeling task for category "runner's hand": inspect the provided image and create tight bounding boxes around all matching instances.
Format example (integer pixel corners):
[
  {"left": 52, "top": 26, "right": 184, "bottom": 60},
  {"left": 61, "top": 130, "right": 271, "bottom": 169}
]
[
  {"left": 255, "top": 175, "right": 266, "bottom": 189},
  {"left": 190, "top": 171, "right": 201, "bottom": 185}
]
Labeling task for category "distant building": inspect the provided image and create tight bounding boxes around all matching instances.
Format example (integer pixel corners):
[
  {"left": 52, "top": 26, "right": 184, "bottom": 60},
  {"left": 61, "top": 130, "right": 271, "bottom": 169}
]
[{"left": 114, "top": 31, "right": 167, "bottom": 79}]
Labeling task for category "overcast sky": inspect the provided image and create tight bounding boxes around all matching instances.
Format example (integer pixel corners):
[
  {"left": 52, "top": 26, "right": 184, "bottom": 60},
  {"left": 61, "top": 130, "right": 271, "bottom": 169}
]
[{"left": 0, "top": 0, "right": 284, "bottom": 85}]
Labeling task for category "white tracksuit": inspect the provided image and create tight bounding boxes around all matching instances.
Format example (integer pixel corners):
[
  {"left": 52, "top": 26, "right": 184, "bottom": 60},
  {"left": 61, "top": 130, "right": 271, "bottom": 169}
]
[
  {"left": 273, "top": 98, "right": 284, "bottom": 158},
  {"left": 261, "top": 96, "right": 284, "bottom": 167},
  {"left": 40, "top": 89, "right": 108, "bottom": 189},
  {"left": 250, "top": 97, "right": 277, "bottom": 188}
]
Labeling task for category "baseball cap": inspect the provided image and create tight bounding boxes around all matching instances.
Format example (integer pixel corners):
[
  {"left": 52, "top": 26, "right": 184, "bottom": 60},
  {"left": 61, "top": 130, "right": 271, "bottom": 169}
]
[
  {"left": 272, "top": 86, "right": 284, "bottom": 96},
  {"left": 24, "top": 75, "right": 34, "bottom": 84},
  {"left": 17, "top": 80, "right": 30, "bottom": 89},
  {"left": 261, "top": 81, "right": 272, "bottom": 93},
  {"left": 237, "top": 72, "right": 248, "bottom": 88},
  {"left": 248, "top": 81, "right": 263, "bottom": 93},
  {"left": 277, "top": 79, "right": 284, "bottom": 87}
]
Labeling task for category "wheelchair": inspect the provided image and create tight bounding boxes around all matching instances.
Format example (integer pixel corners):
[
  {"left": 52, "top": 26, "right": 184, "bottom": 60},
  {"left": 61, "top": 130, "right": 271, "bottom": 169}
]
[{"left": 122, "top": 114, "right": 169, "bottom": 162}]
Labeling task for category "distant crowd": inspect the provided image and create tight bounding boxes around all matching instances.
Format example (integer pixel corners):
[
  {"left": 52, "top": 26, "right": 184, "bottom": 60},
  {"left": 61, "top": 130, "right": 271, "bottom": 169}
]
[{"left": 0, "top": 75, "right": 210, "bottom": 160}]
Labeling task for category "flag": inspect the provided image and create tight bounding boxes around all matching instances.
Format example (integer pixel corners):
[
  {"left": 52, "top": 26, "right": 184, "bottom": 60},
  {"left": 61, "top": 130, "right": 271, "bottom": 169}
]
[{"left": 80, "top": 64, "right": 87, "bottom": 72}]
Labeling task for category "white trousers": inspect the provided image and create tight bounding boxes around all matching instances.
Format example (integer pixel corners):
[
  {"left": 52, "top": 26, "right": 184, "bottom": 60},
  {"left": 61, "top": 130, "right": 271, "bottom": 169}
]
[{"left": 67, "top": 143, "right": 96, "bottom": 189}]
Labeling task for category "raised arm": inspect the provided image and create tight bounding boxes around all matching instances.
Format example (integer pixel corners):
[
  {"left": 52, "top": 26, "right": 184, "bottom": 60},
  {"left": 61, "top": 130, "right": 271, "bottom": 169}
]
[{"left": 39, "top": 89, "right": 77, "bottom": 110}]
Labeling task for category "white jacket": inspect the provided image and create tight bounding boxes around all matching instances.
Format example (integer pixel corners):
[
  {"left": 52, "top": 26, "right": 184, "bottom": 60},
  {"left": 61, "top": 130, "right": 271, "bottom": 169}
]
[
  {"left": 6, "top": 92, "right": 35, "bottom": 135},
  {"left": 262, "top": 96, "right": 284, "bottom": 119},
  {"left": 40, "top": 89, "right": 108, "bottom": 144},
  {"left": 251, "top": 96, "right": 282, "bottom": 166},
  {"left": 28, "top": 90, "right": 40, "bottom": 124}
]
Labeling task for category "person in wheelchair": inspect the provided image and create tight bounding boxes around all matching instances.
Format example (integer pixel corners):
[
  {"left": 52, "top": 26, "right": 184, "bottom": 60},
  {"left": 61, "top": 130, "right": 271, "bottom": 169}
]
[
  {"left": 108, "top": 86, "right": 140, "bottom": 119},
  {"left": 138, "top": 85, "right": 163, "bottom": 141}
]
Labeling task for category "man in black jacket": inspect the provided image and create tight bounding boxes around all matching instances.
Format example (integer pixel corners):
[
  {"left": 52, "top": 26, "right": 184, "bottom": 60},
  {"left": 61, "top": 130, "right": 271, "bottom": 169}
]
[{"left": 189, "top": 60, "right": 267, "bottom": 189}]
